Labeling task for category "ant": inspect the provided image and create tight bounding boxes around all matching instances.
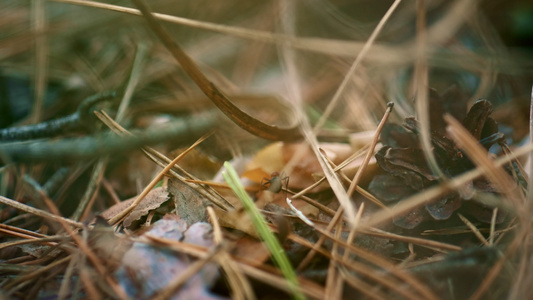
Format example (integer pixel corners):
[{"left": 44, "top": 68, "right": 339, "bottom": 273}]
[{"left": 260, "top": 171, "right": 289, "bottom": 193}]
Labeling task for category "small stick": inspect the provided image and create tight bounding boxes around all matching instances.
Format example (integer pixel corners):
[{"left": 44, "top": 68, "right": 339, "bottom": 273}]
[
  {"left": 489, "top": 208, "right": 498, "bottom": 246},
  {"left": 0, "top": 91, "right": 116, "bottom": 141},
  {"left": 130, "top": 0, "right": 301, "bottom": 141},
  {"left": 458, "top": 213, "right": 489, "bottom": 246},
  {"left": 347, "top": 102, "right": 394, "bottom": 197},
  {"left": 0, "top": 114, "right": 213, "bottom": 162},
  {"left": 0, "top": 195, "right": 83, "bottom": 228}
]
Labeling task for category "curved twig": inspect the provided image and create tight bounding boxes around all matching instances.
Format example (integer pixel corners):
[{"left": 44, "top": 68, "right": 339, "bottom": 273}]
[{"left": 131, "top": 0, "right": 302, "bottom": 141}]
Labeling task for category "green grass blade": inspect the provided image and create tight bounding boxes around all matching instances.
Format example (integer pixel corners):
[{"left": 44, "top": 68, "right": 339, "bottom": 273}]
[{"left": 222, "top": 161, "right": 305, "bottom": 300}]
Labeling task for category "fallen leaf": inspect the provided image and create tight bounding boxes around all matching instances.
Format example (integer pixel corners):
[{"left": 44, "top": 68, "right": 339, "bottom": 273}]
[
  {"left": 244, "top": 141, "right": 376, "bottom": 193},
  {"left": 243, "top": 142, "right": 285, "bottom": 180},
  {"left": 214, "top": 207, "right": 256, "bottom": 238},
  {"left": 123, "top": 187, "right": 170, "bottom": 228},
  {"left": 98, "top": 187, "right": 170, "bottom": 228},
  {"left": 168, "top": 179, "right": 211, "bottom": 226}
]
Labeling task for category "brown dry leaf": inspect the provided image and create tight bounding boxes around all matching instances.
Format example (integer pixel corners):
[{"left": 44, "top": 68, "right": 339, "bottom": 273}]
[
  {"left": 334, "top": 154, "right": 378, "bottom": 181},
  {"left": 282, "top": 143, "right": 331, "bottom": 191},
  {"left": 99, "top": 198, "right": 135, "bottom": 221},
  {"left": 242, "top": 142, "right": 285, "bottom": 183},
  {"left": 244, "top": 141, "right": 374, "bottom": 192},
  {"left": 168, "top": 179, "right": 213, "bottom": 226},
  {"left": 284, "top": 142, "right": 376, "bottom": 191},
  {"left": 214, "top": 207, "right": 257, "bottom": 238},
  {"left": 99, "top": 187, "right": 170, "bottom": 228},
  {"left": 124, "top": 187, "right": 170, "bottom": 228}
]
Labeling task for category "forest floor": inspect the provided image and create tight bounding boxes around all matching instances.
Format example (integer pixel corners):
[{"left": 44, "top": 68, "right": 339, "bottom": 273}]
[{"left": 1, "top": 1, "right": 533, "bottom": 299}]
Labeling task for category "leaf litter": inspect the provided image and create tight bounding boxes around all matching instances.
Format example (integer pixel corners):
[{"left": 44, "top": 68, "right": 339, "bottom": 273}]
[{"left": 1, "top": 0, "right": 533, "bottom": 299}]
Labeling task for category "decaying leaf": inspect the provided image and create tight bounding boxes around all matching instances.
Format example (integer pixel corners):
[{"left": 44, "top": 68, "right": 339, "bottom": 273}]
[
  {"left": 214, "top": 207, "right": 256, "bottom": 238},
  {"left": 98, "top": 186, "right": 170, "bottom": 228},
  {"left": 124, "top": 187, "right": 170, "bottom": 228},
  {"left": 244, "top": 141, "right": 376, "bottom": 193},
  {"left": 89, "top": 217, "right": 132, "bottom": 268},
  {"left": 242, "top": 142, "right": 285, "bottom": 183},
  {"left": 168, "top": 179, "right": 211, "bottom": 226}
]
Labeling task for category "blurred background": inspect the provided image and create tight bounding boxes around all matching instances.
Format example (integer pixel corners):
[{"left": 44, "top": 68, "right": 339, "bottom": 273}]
[{"left": 1, "top": 0, "right": 532, "bottom": 134}]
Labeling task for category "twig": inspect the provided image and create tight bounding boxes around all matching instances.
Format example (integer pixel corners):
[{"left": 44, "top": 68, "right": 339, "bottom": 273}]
[
  {"left": 0, "top": 114, "right": 213, "bottom": 161},
  {"left": 207, "top": 206, "right": 255, "bottom": 300},
  {"left": 296, "top": 103, "right": 395, "bottom": 271},
  {"left": 489, "top": 208, "right": 498, "bottom": 245},
  {"left": 95, "top": 110, "right": 233, "bottom": 211},
  {"left": 40, "top": 194, "right": 128, "bottom": 299},
  {"left": 0, "top": 195, "right": 83, "bottom": 228},
  {"left": 0, "top": 91, "right": 116, "bottom": 141},
  {"left": 347, "top": 102, "right": 394, "bottom": 197},
  {"left": 130, "top": 0, "right": 301, "bottom": 141},
  {"left": 458, "top": 213, "right": 489, "bottom": 246}
]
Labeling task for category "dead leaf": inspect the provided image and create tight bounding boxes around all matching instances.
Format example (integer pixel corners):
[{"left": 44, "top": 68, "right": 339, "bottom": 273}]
[
  {"left": 124, "top": 187, "right": 170, "bottom": 228},
  {"left": 168, "top": 179, "right": 211, "bottom": 226},
  {"left": 214, "top": 207, "right": 256, "bottom": 238},
  {"left": 98, "top": 187, "right": 170, "bottom": 228},
  {"left": 243, "top": 142, "right": 285, "bottom": 179},
  {"left": 244, "top": 141, "right": 375, "bottom": 193},
  {"left": 99, "top": 198, "right": 135, "bottom": 221}
]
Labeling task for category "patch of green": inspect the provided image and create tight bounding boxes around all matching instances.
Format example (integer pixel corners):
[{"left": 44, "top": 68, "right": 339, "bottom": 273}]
[
  {"left": 222, "top": 162, "right": 304, "bottom": 300},
  {"left": 306, "top": 105, "right": 341, "bottom": 129},
  {"left": 154, "top": 180, "right": 164, "bottom": 188}
]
